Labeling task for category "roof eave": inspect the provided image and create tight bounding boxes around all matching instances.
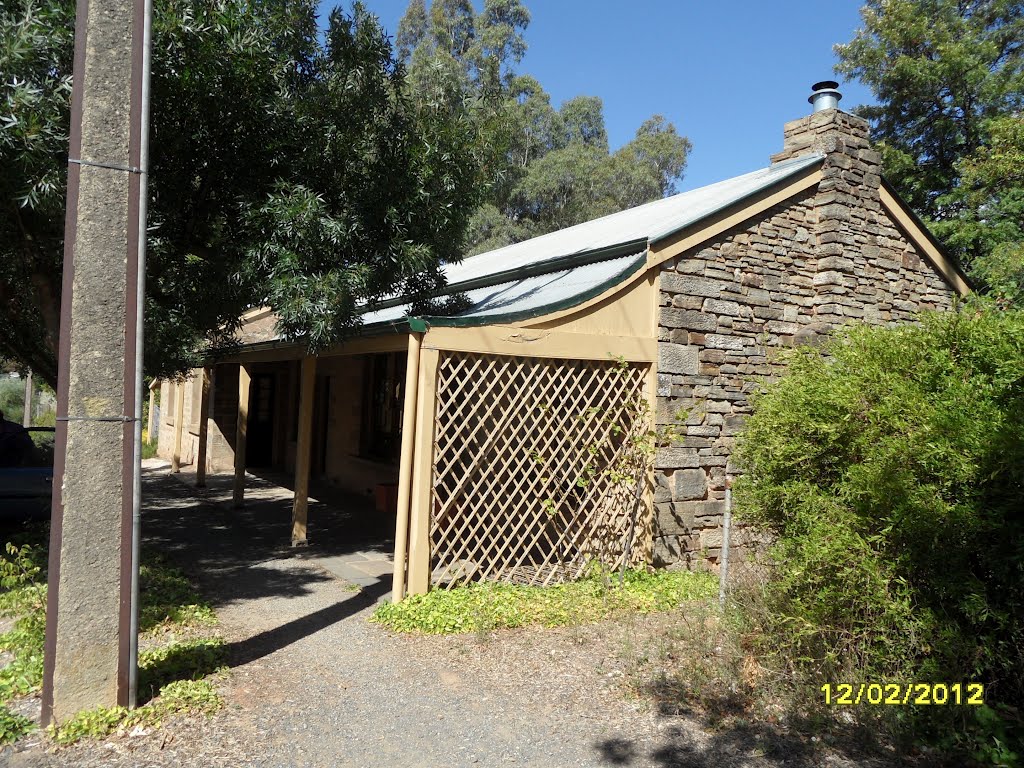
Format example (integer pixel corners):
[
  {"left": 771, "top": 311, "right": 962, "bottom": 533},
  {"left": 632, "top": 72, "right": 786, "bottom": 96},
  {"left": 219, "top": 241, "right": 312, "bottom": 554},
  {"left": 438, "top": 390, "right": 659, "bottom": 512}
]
[{"left": 879, "top": 177, "right": 974, "bottom": 292}]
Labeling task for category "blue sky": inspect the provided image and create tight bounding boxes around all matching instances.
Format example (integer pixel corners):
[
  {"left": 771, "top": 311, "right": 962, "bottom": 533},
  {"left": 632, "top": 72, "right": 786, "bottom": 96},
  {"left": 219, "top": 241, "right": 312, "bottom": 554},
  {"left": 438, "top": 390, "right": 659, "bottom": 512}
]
[{"left": 320, "top": 1, "right": 876, "bottom": 191}]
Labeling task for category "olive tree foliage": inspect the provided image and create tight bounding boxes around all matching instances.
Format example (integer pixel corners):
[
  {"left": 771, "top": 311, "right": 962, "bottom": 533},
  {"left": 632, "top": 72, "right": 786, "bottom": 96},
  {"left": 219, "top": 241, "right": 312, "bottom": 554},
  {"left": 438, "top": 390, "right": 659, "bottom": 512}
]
[
  {"left": 0, "top": 0, "right": 481, "bottom": 387},
  {"left": 835, "top": 0, "right": 1024, "bottom": 295},
  {"left": 145, "top": 0, "right": 319, "bottom": 379},
  {"left": 245, "top": 4, "right": 480, "bottom": 347},
  {"left": 394, "top": 0, "right": 692, "bottom": 256},
  {"left": 0, "top": 0, "right": 73, "bottom": 387}
]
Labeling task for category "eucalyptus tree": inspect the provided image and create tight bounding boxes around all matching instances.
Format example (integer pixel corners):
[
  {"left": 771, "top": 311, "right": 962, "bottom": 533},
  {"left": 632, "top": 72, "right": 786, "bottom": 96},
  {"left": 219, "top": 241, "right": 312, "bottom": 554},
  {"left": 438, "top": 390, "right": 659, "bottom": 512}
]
[{"left": 395, "top": 0, "right": 692, "bottom": 255}]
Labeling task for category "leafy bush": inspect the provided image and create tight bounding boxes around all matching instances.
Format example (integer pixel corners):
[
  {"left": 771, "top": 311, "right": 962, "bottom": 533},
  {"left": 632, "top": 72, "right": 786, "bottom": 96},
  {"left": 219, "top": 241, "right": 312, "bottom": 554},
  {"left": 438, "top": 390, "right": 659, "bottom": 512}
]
[
  {"left": 0, "top": 535, "right": 47, "bottom": 715},
  {"left": 372, "top": 569, "right": 716, "bottom": 634},
  {"left": 735, "top": 306, "right": 1024, "bottom": 758},
  {"left": 46, "top": 643, "right": 227, "bottom": 746},
  {"left": 138, "top": 638, "right": 227, "bottom": 698},
  {"left": 0, "top": 377, "right": 25, "bottom": 424}
]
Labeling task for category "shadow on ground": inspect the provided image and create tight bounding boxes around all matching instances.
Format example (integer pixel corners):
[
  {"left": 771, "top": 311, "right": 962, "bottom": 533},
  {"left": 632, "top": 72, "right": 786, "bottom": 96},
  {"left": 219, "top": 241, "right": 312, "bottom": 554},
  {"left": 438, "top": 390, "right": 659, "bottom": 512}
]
[
  {"left": 141, "top": 467, "right": 394, "bottom": 670},
  {"left": 593, "top": 677, "right": 913, "bottom": 768},
  {"left": 229, "top": 578, "right": 391, "bottom": 668},
  {"left": 596, "top": 724, "right": 824, "bottom": 768},
  {"left": 142, "top": 469, "right": 393, "bottom": 607}
]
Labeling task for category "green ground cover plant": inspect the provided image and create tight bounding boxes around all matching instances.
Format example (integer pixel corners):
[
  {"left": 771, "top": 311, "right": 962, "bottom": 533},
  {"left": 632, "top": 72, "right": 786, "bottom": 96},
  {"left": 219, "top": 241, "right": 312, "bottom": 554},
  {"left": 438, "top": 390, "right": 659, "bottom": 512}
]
[
  {"left": 49, "top": 645, "right": 225, "bottom": 745},
  {"left": 372, "top": 569, "right": 717, "bottom": 635},
  {"left": 0, "top": 527, "right": 227, "bottom": 746},
  {"left": 0, "top": 529, "right": 48, "bottom": 744},
  {"left": 734, "top": 305, "right": 1024, "bottom": 765}
]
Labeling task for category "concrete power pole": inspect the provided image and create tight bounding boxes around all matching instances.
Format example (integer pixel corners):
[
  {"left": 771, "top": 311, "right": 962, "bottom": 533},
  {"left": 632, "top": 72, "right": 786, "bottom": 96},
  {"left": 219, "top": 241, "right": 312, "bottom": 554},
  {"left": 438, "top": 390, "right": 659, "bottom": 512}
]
[
  {"left": 22, "top": 370, "right": 32, "bottom": 427},
  {"left": 41, "top": 0, "right": 152, "bottom": 723}
]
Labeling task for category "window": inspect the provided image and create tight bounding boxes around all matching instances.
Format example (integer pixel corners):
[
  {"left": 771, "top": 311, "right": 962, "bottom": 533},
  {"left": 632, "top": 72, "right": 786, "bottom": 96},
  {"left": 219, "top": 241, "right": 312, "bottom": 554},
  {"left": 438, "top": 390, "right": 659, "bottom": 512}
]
[{"left": 360, "top": 353, "right": 406, "bottom": 462}]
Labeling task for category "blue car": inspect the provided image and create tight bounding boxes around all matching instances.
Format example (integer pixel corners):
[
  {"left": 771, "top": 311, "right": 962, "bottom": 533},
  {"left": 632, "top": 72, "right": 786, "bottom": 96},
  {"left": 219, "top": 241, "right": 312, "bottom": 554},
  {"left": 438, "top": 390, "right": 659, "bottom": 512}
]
[{"left": 0, "top": 427, "right": 55, "bottom": 520}]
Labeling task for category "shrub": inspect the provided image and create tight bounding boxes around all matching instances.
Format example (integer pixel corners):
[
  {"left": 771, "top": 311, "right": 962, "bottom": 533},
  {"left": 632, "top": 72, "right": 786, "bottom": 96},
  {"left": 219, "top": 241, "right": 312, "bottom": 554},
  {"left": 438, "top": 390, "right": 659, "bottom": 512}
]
[{"left": 735, "top": 305, "right": 1024, "bottom": 758}]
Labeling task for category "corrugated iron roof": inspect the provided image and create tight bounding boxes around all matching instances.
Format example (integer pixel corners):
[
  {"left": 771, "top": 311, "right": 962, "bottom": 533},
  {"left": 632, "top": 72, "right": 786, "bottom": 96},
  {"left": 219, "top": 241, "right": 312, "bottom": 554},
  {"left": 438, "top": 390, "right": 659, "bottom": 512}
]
[
  {"left": 236, "top": 153, "right": 823, "bottom": 344},
  {"left": 442, "top": 153, "right": 823, "bottom": 289}
]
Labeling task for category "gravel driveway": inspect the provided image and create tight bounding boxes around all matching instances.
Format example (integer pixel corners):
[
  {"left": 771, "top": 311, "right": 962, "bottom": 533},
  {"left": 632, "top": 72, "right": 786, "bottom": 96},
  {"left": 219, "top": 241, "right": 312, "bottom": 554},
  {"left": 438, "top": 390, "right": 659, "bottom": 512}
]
[{"left": 3, "top": 467, "right": 889, "bottom": 768}]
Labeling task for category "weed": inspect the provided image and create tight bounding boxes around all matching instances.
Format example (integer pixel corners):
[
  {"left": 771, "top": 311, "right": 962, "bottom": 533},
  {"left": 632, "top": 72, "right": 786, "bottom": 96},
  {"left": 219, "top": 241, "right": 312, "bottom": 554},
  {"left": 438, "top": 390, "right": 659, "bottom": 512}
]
[
  {"left": 0, "top": 704, "right": 34, "bottom": 745},
  {"left": 138, "top": 637, "right": 228, "bottom": 702},
  {"left": 0, "top": 529, "right": 227, "bottom": 747},
  {"left": 0, "top": 534, "right": 47, "bottom": 714},
  {"left": 48, "top": 678, "right": 223, "bottom": 746},
  {"left": 139, "top": 552, "right": 217, "bottom": 634}
]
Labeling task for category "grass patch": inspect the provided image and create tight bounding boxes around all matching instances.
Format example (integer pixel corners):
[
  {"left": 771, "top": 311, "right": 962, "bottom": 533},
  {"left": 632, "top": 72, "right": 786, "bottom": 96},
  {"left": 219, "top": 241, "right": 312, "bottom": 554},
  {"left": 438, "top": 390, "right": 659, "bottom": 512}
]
[
  {"left": 138, "top": 637, "right": 228, "bottom": 700},
  {"left": 371, "top": 569, "right": 717, "bottom": 634},
  {"left": 47, "top": 680, "right": 224, "bottom": 747},
  {"left": 48, "top": 677, "right": 222, "bottom": 746},
  {"left": 141, "top": 438, "right": 159, "bottom": 460}
]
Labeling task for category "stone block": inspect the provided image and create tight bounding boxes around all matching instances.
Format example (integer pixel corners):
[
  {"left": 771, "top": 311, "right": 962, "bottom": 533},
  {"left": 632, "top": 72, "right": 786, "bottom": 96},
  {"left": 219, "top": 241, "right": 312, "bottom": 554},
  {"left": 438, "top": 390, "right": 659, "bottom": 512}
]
[
  {"left": 685, "top": 276, "right": 725, "bottom": 298},
  {"left": 817, "top": 255, "right": 856, "bottom": 273},
  {"left": 813, "top": 270, "right": 845, "bottom": 286},
  {"left": 671, "top": 294, "right": 705, "bottom": 310},
  {"left": 655, "top": 448, "right": 701, "bottom": 469},
  {"left": 699, "top": 348, "right": 726, "bottom": 363},
  {"left": 701, "top": 529, "right": 724, "bottom": 548},
  {"left": 702, "top": 298, "right": 742, "bottom": 317},
  {"left": 658, "top": 343, "right": 699, "bottom": 375},
  {"left": 660, "top": 308, "right": 717, "bottom": 332},
  {"left": 723, "top": 415, "right": 747, "bottom": 436},
  {"left": 674, "top": 468, "right": 706, "bottom": 501},
  {"left": 657, "top": 373, "right": 671, "bottom": 397},
  {"left": 676, "top": 500, "right": 726, "bottom": 518},
  {"left": 704, "top": 334, "right": 746, "bottom": 351},
  {"left": 740, "top": 273, "right": 763, "bottom": 288},
  {"left": 657, "top": 503, "right": 696, "bottom": 536},
  {"left": 663, "top": 273, "right": 725, "bottom": 297},
  {"left": 652, "top": 536, "right": 682, "bottom": 567}
]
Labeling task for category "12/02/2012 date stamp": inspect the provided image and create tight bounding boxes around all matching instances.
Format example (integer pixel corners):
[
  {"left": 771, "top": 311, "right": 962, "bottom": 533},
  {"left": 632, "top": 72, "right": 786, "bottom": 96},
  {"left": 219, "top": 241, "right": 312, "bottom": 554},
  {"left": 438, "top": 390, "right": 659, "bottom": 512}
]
[{"left": 821, "top": 683, "right": 984, "bottom": 706}]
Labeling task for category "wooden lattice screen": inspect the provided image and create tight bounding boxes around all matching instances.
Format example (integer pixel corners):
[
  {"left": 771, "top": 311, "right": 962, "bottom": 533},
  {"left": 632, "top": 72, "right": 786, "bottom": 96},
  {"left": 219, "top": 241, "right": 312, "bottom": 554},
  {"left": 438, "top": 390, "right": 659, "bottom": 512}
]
[{"left": 430, "top": 352, "right": 653, "bottom": 588}]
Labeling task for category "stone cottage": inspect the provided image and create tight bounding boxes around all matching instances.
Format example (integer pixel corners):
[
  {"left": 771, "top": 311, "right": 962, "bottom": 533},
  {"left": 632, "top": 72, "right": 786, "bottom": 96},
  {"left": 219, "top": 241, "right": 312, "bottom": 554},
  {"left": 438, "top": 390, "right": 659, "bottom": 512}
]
[{"left": 156, "top": 82, "right": 968, "bottom": 597}]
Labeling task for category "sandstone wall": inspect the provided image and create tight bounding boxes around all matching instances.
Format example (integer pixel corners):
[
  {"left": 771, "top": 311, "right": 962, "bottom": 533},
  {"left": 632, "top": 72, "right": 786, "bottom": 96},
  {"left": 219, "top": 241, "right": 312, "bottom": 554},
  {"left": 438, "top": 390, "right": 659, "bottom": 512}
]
[{"left": 653, "top": 110, "right": 958, "bottom": 569}]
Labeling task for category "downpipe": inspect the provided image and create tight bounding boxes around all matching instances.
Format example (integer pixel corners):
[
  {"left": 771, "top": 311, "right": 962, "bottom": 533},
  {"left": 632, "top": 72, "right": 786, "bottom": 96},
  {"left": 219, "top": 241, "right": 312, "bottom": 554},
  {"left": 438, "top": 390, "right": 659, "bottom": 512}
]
[
  {"left": 718, "top": 476, "right": 732, "bottom": 609},
  {"left": 128, "top": 0, "right": 153, "bottom": 709}
]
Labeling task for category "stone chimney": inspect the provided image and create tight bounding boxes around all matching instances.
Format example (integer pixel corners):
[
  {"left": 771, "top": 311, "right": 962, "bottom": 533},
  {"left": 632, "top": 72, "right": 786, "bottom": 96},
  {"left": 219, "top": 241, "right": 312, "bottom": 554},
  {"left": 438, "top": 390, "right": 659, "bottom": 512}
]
[
  {"left": 770, "top": 81, "right": 875, "bottom": 170},
  {"left": 773, "top": 82, "right": 885, "bottom": 335}
]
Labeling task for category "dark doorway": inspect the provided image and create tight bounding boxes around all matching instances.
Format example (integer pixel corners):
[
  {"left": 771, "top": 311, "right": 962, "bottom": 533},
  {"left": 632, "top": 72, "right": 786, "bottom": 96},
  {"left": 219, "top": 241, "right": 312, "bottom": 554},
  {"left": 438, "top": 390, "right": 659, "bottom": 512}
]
[
  {"left": 312, "top": 376, "right": 330, "bottom": 477},
  {"left": 247, "top": 374, "right": 276, "bottom": 467}
]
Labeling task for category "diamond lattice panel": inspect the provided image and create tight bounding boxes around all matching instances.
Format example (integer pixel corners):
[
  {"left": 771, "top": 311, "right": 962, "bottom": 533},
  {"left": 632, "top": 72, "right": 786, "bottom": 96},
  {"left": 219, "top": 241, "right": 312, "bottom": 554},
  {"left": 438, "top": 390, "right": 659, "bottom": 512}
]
[{"left": 430, "top": 352, "right": 652, "bottom": 588}]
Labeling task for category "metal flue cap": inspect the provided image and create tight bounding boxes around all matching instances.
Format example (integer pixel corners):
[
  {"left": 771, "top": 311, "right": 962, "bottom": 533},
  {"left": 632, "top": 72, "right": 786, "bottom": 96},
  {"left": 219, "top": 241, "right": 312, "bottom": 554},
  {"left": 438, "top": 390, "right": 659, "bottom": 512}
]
[{"left": 808, "top": 80, "right": 842, "bottom": 112}]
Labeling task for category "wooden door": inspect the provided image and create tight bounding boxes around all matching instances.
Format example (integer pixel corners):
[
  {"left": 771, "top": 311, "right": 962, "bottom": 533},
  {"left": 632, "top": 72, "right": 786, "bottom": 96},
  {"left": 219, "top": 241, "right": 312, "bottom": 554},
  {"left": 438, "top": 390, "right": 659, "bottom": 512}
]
[{"left": 247, "top": 373, "right": 275, "bottom": 467}]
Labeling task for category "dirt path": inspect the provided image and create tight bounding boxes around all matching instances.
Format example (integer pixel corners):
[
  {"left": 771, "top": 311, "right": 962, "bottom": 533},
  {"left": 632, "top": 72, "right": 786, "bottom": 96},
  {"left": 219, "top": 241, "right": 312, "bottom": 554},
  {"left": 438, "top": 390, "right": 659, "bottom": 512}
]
[{"left": 4, "top": 468, "right": 884, "bottom": 768}]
